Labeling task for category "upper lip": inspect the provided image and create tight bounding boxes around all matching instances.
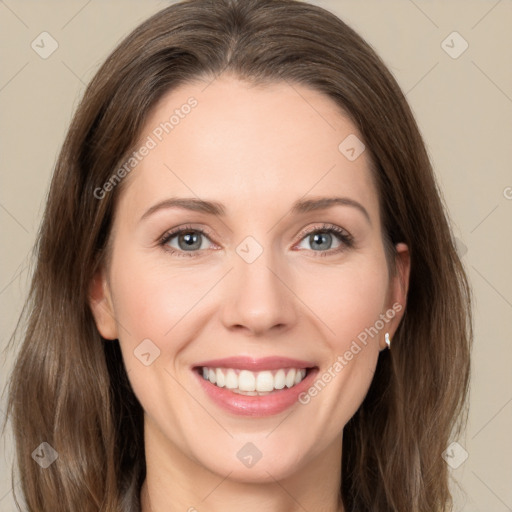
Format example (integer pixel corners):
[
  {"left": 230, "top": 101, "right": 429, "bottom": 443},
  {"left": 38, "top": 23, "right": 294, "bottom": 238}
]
[{"left": 193, "top": 356, "right": 317, "bottom": 372}]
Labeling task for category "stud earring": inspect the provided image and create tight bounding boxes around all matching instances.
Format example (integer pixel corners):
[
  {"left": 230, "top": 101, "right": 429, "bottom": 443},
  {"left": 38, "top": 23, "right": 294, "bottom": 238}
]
[{"left": 385, "top": 332, "right": 391, "bottom": 349}]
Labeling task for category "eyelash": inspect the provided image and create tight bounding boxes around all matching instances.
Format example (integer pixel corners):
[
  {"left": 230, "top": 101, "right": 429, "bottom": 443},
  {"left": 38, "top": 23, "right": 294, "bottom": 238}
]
[{"left": 158, "top": 223, "right": 354, "bottom": 258}]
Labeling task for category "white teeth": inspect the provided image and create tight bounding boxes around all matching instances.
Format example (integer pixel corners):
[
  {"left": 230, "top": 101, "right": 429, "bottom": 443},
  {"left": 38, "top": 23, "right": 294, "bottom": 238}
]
[
  {"left": 200, "top": 367, "right": 308, "bottom": 393},
  {"left": 256, "top": 371, "right": 274, "bottom": 392},
  {"left": 285, "top": 369, "right": 296, "bottom": 388},
  {"left": 225, "top": 369, "right": 238, "bottom": 389},
  {"left": 274, "top": 369, "right": 286, "bottom": 390},
  {"left": 238, "top": 370, "right": 256, "bottom": 391},
  {"left": 215, "top": 368, "right": 225, "bottom": 388}
]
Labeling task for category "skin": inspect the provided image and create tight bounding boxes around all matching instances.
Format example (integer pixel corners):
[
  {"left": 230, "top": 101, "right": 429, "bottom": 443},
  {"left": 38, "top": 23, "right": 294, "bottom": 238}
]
[{"left": 89, "top": 74, "right": 410, "bottom": 512}]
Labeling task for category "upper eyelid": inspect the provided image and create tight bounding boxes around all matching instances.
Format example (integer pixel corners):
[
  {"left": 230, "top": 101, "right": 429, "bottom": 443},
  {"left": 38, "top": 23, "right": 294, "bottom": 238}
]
[
  {"left": 295, "top": 223, "right": 351, "bottom": 240},
  {"left": 160, "top": 224, "right": 215, "bottom": 245}
]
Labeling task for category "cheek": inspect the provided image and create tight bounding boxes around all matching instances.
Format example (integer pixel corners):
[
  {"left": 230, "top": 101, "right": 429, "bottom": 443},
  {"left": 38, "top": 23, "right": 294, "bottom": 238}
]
[
  {"left": 292, "top": 253, "right": 388, "bottom": 409},
  {"left": 107, "top": 254, "right": 205, "bottom": 416},
  {"left": 293, "top": 254, "right": 390, "bottom": 347},
  {"left": 294, "top": 261, "right": 387, "bottom": 428},
  {"left": 109, "top": 249, "right": 208, "bottom": 341}
]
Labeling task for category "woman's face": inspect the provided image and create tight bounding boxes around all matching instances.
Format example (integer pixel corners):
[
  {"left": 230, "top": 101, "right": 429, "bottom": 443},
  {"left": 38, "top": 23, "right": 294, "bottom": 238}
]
[{"left": 90, "top": 75, "right": 409, "bottom": 483}]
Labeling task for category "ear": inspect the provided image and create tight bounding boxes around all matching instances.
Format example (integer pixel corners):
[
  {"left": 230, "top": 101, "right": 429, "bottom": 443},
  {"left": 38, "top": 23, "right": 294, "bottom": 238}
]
[
  {"left": 380, "top": 242, "right": 410, "bottom": 350},
  {"left": 88, "top": 266, "right": 118, "bottom": 340}
]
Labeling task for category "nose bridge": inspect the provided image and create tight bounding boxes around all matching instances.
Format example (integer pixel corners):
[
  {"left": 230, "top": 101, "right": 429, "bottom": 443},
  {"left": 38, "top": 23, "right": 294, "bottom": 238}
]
[{"left": 220, "top": 234, "right": 297, "bottom": 335}]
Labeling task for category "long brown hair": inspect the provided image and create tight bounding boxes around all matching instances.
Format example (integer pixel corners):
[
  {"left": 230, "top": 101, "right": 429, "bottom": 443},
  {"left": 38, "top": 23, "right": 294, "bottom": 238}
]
[{"left": 6, "top": 0, "right": 472, "bottom": 510}]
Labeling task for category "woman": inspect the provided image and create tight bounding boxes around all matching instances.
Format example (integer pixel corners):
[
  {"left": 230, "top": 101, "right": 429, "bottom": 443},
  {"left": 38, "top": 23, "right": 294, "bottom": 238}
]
[{"left": 6, "top": 0, "right": 472, "bottom": 510}]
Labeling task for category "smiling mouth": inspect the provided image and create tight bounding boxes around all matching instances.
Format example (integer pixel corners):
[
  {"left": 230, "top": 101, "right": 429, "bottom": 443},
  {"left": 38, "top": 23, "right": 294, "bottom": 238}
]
[{"left": 194, "top": 366, "right": 314, "bottom": 396}]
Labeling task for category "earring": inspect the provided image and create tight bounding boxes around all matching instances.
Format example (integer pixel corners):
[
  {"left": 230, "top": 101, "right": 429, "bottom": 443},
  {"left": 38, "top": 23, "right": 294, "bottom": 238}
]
[{"left": 385, "top": 332, "right": 391, "bottom": 349}]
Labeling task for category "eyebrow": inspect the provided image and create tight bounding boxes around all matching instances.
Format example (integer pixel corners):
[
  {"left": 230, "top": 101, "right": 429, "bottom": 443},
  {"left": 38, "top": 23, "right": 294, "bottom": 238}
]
[{"left": 139, "top": 196, "right": 371, "bottom": 225}]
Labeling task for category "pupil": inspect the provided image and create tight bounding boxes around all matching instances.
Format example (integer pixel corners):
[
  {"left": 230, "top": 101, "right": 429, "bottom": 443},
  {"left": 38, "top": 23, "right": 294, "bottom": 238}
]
[
  {"left": 311, "top": 232, "right": 331, "bottom": 250},
  {"left": 179, "top": 232, "right": 201, "bottom": 250}
]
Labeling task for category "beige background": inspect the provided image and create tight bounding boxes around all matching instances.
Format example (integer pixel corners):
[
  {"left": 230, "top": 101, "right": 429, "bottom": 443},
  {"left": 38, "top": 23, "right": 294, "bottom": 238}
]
[{"left": 1, "top": 1, "right": 511, "bottom": 510}]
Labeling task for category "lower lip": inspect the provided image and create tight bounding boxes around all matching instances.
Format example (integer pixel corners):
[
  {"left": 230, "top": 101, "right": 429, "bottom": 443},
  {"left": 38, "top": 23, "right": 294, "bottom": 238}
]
[{"left": 193, "top": 368, "right": 319, "bottom": 417}]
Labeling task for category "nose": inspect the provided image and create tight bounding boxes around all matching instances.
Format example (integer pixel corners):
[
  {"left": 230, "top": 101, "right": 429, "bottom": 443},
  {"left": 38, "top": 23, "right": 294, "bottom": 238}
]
[{"left": 220, "top": 247, "right": 298, "bottom": 337}]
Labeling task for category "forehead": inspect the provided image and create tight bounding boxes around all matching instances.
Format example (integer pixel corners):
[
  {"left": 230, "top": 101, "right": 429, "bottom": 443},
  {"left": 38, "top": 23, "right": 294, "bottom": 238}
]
[{"left": 118, "top": 75, "right": 379, "bottom": 222}]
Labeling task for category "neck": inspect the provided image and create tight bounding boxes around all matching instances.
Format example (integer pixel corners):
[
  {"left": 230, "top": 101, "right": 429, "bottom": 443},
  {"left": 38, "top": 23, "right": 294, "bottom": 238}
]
[{"left": 140, "top": 416, "right": 344, "bottom": 512}]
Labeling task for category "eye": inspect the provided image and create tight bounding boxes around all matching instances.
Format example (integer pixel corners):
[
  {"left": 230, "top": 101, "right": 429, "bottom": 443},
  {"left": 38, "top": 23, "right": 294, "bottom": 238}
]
[
  {"left": 160, "top": 225, "right": 215, "bottom": 256},
  {"left": 158, "top": 223, "right": 354, "bottom": 257},
  {"left": 295, "top": 224, "right": 353, "bottom": 255}
]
